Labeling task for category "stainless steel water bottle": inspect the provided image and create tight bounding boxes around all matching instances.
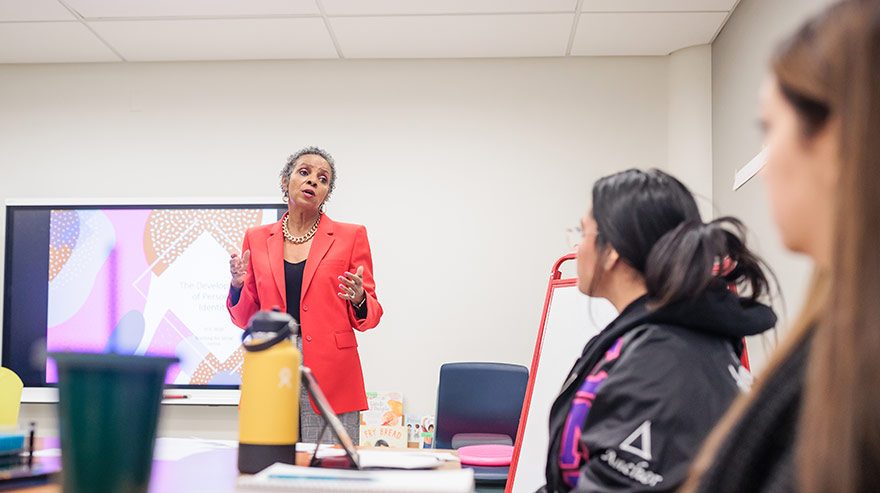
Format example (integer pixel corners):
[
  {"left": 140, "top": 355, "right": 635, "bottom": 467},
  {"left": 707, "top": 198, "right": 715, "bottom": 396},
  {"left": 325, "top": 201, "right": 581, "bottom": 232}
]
[{"left": 238, "top": 309, "right": 301, "bottom": 474}]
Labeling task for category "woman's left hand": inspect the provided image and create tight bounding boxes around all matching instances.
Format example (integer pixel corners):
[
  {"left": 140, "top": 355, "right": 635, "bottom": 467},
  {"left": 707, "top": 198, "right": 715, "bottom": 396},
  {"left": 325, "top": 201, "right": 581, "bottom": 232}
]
[{"left": 338, "top": 265, "right": 366, "bottom": 304}]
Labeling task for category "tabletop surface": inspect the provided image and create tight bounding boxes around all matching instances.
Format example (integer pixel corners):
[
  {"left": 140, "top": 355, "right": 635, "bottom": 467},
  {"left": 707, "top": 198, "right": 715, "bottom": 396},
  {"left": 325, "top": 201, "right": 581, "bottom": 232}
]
[{"left": 2, "top": 440, "right": 466, "bottom": 493}]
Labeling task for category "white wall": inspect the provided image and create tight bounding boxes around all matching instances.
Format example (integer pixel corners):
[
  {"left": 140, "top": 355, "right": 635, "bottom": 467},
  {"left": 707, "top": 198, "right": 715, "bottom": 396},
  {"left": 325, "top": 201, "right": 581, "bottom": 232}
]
[
  {"left": 668, "top": 45, "right": 713, "bottom": 219},
  {"left": 1, "top": 55, "right": 711, "bottom": 438},
  {"left": 711, "top": 0, "right": 834, "bottom": 374}
]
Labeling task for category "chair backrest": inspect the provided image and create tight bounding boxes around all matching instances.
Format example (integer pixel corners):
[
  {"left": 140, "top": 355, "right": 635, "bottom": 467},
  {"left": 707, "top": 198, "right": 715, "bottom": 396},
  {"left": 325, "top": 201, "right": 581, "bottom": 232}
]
[{"left": 435, "top": 362, "right": 529, "bottom": 450}]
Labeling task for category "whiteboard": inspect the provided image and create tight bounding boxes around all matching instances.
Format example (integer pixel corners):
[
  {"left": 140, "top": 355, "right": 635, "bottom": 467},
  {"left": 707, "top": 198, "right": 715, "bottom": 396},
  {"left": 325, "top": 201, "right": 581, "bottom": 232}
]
[{"left": 508, "top": 259, "right": 617, "bottom": 493}]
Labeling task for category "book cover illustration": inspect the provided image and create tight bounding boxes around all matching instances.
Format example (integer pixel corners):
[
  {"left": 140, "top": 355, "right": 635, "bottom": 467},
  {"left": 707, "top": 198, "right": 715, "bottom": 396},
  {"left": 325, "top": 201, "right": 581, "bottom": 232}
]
[
  {"left": 359, "top": 425, "right": 408, "bottom": 448},
  {"left": 359, "top": 391, "right": 406, "bottom": 448},
  {"left": 420, "top": 415, "right": 435, "bottom": 449},
  {"left": 405, "top": 414, "right": 422, "bottom": 448}
]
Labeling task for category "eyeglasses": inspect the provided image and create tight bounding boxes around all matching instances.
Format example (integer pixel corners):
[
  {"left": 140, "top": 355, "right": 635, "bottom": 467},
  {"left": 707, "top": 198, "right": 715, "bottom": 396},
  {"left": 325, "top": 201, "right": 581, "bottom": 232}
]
[{"left": 565, "top": 224, "right": 599, "bottom": 250}]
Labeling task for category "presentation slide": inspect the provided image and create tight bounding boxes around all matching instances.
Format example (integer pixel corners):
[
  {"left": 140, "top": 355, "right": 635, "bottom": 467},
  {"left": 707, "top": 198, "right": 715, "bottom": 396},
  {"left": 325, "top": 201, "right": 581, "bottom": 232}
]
[{"left": 44, "top": 207, "right": 278, "bottom": 386}]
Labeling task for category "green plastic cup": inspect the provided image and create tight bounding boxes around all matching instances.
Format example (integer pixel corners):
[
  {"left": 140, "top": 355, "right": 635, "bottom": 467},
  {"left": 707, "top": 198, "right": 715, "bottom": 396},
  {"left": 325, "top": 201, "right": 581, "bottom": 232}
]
[{"left": 50, "top": 352, "right": 178, "bottom": 493}]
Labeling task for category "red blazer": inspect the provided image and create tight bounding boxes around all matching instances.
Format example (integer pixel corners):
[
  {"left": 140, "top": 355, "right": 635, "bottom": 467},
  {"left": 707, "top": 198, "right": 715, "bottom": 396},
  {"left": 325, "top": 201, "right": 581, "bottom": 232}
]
[{"left": 227, "top": 215, "right": 383, "bottom": 414}]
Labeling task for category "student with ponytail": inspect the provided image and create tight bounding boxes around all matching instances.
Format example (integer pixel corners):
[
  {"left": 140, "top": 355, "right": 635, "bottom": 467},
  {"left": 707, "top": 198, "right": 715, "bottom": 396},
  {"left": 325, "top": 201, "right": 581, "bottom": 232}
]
[
  {"left": 683, "top": 1, "right": 880, "bottom": 491},
  {"left": 539, "top": 169, "right": 777, "bottom": 492}
]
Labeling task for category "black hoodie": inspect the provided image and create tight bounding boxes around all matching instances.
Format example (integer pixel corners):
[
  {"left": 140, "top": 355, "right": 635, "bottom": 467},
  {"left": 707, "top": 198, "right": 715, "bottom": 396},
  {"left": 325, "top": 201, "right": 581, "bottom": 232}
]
[{"left": 540, "top": 285, "right": 777, "bottom": 493}]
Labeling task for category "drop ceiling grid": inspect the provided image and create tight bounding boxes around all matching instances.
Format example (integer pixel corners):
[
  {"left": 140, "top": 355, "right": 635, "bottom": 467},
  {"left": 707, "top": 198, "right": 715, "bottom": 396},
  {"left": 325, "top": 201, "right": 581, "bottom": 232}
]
[{"left": 0, "top": 0, "right": 739, "bottom": 62}]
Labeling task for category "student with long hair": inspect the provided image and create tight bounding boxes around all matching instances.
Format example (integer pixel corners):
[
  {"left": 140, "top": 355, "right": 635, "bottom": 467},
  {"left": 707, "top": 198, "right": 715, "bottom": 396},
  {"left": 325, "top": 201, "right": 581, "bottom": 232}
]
[
  {"left": 683, "top": 1, "right": 880, "bottom": 491},
  {"left": 540, "top": 169, "right": 777, "bottom": 492}
]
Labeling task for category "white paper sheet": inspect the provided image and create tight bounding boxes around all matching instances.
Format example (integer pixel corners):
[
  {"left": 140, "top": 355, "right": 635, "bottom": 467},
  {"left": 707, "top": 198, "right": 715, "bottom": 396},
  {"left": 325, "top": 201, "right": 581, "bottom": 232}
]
[
  {"left": 237, "top": 463, "right": 474, "bottom": 493},
  {"left": 152, "top": 437, "right": 237, "bottom": 461}
]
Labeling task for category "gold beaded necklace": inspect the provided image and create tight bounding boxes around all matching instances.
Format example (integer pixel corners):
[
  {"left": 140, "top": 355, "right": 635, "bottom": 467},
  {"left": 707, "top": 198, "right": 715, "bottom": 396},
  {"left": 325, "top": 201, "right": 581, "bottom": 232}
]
[{"left": 281, "top": 211, "right": 321, "bottom": 244}]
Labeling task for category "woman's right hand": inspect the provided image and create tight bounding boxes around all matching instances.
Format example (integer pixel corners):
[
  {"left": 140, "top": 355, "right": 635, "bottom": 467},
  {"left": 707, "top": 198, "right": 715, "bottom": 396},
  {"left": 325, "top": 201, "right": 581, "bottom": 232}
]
[{"left": 229, "top": 250, "right": 250, "bottom": 289}]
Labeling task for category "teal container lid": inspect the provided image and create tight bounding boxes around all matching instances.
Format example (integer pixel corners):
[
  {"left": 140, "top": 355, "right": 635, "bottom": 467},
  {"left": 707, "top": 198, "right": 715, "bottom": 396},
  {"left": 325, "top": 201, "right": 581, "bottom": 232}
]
[{"left": 0, "top": 433, "right": 25, "bottom": 455}]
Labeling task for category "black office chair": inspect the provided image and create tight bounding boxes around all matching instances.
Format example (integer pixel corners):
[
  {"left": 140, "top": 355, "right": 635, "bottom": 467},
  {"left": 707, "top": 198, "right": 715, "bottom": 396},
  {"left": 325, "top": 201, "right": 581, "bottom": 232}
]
[{"left": 435, "top": 362, "right": 529, "bottom": 486}]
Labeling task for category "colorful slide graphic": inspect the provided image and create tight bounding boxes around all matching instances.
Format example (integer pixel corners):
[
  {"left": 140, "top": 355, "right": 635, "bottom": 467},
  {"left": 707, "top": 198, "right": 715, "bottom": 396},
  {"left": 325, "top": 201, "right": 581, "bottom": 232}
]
[{"left": 46, "top": 208, "right": 277, "bottom": 385}]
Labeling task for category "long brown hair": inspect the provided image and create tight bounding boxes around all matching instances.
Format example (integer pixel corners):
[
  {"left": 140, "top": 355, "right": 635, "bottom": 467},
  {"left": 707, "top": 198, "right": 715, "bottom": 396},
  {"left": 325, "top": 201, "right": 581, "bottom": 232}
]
[{"left": 683, "top": 1, "right": 880, "bottom": 491}]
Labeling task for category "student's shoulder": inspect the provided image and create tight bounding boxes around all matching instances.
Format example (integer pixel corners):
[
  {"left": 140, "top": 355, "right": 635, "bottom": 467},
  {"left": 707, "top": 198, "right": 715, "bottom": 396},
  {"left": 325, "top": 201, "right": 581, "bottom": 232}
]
[
  {"left": 616, "top": 324, "right": 743, "bottom": 400},
  {"left": 624, "top": 323, "right": 733, "bottom": 360},
  {"left": 612, "top": 324, "right": 737, "bottom": 386}
]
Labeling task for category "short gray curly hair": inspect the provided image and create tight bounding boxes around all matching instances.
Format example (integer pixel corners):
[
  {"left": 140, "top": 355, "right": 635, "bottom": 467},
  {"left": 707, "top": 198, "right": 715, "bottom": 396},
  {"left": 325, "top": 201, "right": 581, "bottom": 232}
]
[{"left": 279, "top": 146, "right": 337, "bottom": 201}]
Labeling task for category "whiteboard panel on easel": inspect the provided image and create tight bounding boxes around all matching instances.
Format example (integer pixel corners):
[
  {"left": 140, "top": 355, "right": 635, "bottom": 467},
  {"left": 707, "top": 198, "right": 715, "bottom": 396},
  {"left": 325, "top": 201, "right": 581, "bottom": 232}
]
[{"left": 509, "top": 284, "right": 617, "bottom": 493}]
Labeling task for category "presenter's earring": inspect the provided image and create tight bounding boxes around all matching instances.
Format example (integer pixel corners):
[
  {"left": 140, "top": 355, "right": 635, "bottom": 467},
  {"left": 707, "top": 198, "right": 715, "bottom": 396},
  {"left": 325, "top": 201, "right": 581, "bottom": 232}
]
[{"left": 319, "top": 202, "right": 326, "bottom": 214}]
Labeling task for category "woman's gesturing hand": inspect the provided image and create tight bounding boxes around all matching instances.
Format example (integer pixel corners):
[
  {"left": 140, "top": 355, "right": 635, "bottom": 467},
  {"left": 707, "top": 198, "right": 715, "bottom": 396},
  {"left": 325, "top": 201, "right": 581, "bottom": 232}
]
[
  {"left": 230, "top": 250, "right": 251, "bottom": 289},
  {"left": 338, "top": 265, "right": 365, "bottom": 304}
]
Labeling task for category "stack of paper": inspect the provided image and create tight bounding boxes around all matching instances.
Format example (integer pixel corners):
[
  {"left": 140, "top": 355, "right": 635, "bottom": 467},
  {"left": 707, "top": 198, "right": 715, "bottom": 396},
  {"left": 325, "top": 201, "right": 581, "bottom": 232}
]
[{"left": 237, "top": 463, "right": 474, "bottom": 492}]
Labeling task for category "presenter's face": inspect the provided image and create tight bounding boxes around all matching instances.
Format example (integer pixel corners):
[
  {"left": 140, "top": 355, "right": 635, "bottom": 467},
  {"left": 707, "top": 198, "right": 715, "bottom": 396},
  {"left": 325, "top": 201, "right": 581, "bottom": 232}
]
[
  {"left": 287, "top": 154, "right": 332, "bottom": 211},
  {"left": 759, "top": 78, "right": 838, "bottom": 264}
]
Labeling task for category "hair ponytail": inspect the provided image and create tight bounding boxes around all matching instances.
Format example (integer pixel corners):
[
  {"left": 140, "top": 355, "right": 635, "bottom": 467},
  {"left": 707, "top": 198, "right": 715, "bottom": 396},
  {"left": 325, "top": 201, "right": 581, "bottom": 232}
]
[
  {"left": 589, "top": 169, "right": 773, "bottom": 308},
  {"left": 645, "top": 217, "right": 773, "bottom": 308}
]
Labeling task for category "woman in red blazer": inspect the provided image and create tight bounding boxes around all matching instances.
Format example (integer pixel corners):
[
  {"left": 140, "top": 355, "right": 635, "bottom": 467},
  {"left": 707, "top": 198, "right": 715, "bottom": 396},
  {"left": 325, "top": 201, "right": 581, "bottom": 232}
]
[{"left": 227, "top": 147, "right": 383, "bottom": 444}]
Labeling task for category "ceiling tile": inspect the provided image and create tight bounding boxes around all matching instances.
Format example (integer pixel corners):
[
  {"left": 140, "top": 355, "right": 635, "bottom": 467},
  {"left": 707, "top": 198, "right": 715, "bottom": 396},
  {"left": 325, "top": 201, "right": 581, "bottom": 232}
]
[
  {"left": 64, "top": 0, "right": 319, "bottom": 19},
  {"left": 581, "top": 0, "right": 737, "bottom": 12},
  {"left": 322, "top": 0, "right": 576, "bottom": 16},
  {"left": 0, "top": 0, "right": 76, "bottom": 21},
  {"left": 0, "top": 22, "right": 119, "bottom": 62},
  {"left": 331, "top": 14, "right": 572, "bottom": 59},
  {"left": 572, "top": 12, "right": 727, "bottom": 56},
  {"left": 88, "top": 18, "right": 336, "bottom": 61}
]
